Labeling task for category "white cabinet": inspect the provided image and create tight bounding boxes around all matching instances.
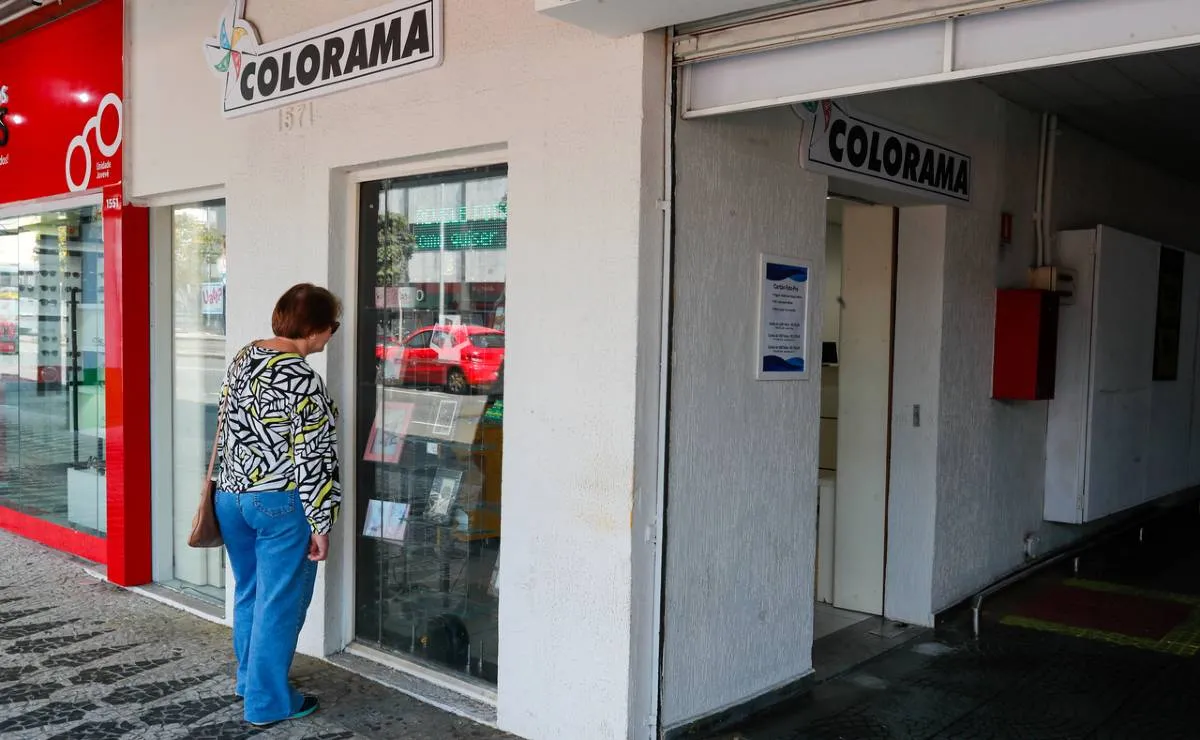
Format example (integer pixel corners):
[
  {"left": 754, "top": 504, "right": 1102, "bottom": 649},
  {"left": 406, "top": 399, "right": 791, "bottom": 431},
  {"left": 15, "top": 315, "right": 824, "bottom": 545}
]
[{"left": 1044, "top": 226, "right": 1197, "bottom": 524}]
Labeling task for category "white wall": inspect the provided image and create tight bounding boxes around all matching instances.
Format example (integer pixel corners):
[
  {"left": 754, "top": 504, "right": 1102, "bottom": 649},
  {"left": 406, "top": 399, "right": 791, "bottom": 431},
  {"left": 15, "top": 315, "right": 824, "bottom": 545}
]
[
  {"left": 664, "top": 106, "right": 825, "bottom": 729},
  {"left": 128, "top": 2, "right": 664, "bottom": 738}
]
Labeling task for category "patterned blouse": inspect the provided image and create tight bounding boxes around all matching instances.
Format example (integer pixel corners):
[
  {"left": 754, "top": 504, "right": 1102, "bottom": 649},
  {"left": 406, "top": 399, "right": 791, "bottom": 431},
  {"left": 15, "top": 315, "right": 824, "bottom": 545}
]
[{"left": 215, "top": 344, "right": 341, "bottom": 535}]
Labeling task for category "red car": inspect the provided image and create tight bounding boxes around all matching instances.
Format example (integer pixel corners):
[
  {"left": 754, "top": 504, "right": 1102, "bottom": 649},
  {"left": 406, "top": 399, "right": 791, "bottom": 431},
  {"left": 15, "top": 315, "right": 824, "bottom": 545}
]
[
  {"left": 0, "top": 321, "right": 15, "bottom": 355},
  {"left": 382, "top": 325, "right": 505, "bottom": 393}
]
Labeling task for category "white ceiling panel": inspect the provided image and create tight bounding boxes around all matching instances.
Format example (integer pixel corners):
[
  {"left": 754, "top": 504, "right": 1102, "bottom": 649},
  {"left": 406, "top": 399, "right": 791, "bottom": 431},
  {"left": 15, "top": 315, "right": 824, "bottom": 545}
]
[{"left": 982, "top": 45, "right": 1200, "bottom": 183}]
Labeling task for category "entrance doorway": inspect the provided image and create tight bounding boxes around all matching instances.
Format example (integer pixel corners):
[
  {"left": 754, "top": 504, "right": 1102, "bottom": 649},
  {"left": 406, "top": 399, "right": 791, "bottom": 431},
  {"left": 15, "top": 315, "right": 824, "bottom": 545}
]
[
  {"left": 814, "top": 197, "right": 897, "bottom": 645},
  {"left": 150, "top": 199, "right": 228, "bottom": 606}
]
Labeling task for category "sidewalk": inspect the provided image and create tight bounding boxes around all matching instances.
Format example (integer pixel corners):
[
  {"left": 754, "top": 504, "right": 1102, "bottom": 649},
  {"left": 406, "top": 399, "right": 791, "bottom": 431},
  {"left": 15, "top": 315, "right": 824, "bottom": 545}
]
[{"left": 0, "top": 528, "right": 513, "bottom": 740}]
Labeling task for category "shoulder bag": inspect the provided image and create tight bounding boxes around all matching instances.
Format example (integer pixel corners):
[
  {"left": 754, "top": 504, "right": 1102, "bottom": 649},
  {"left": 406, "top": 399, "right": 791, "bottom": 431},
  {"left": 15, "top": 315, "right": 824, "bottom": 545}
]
[{"left": 187, "top": 385, "right": 230, "bottom": 549}]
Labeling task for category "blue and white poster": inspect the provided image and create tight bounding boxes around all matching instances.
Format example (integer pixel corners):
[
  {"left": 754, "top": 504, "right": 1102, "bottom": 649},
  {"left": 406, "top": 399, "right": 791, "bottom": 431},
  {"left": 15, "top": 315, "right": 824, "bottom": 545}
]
[{"left": 756, "top": 254, "right": 811, "bottom": 380}]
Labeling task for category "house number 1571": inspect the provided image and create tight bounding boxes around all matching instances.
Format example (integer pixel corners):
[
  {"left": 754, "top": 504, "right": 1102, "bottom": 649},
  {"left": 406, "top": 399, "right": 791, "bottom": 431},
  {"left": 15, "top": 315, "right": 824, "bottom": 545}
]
[{"left": 278, "top": 102, "right": 315, "bottom": 132}]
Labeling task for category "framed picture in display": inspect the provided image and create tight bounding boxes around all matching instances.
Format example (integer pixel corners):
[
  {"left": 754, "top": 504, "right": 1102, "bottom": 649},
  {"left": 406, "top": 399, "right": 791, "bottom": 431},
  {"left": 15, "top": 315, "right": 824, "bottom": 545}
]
[
  {"left": 426, "top": 468, "right": 464, "bottom": 525},
  {"left": 363, "top": 401, "right": 415, "bottom": 463}
]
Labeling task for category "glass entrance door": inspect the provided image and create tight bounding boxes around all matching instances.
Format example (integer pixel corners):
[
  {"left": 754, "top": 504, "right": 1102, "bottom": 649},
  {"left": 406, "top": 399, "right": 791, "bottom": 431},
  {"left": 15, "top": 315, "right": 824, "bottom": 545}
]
[
  {"left": 354, "top": 166, "right": 507, "bottom": 684},
  {"left": 164, "top": 200, "right": 227, "bottom": 602}
]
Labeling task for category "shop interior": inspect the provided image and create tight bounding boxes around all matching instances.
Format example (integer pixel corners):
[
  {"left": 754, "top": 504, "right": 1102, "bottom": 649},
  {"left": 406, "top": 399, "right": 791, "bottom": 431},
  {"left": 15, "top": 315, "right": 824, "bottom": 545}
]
[{"left": 0, "top": 205, "right": 107, "bottom": 536}]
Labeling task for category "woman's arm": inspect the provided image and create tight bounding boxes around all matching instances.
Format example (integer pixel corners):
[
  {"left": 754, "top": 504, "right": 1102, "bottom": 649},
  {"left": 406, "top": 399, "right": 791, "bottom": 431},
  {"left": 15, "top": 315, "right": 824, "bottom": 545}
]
[{"left": 291, "top": 382, "right": 342, "bottom": 536}]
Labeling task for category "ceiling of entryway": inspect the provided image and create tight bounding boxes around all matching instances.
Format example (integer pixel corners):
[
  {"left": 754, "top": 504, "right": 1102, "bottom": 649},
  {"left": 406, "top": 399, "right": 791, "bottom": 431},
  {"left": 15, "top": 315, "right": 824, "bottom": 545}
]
[
  {"left": 982, "top": 44, "right": 1200, "bottom": 184},
  {"left": 0, "top": 0, "right": 38, "bottom": 24}
]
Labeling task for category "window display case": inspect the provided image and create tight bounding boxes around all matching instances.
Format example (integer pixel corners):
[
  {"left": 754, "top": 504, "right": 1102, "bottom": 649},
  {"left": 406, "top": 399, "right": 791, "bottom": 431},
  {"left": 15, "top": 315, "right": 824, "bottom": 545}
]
[{"left": 355, "top": 166, "right": 507, "bottom": 684}]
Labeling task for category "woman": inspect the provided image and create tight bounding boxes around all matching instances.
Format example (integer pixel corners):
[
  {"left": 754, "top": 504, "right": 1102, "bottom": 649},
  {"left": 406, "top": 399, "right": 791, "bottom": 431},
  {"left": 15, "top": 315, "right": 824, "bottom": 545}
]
[{"left": 214, "top": 283, "right": 342, "bottom": 728}]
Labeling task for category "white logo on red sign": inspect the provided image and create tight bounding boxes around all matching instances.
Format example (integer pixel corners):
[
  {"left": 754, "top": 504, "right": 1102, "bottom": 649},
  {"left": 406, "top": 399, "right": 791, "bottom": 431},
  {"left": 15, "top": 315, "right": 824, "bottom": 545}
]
[{"left": 66, "top": 92, "right": 123, "bottom": 193}]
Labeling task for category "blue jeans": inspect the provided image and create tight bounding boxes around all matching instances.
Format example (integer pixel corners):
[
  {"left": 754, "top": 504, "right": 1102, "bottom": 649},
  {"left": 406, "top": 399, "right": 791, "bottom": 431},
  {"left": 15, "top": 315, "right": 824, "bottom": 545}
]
[{"left": 215, "top": 490, "right": 317, "bottom": 725}]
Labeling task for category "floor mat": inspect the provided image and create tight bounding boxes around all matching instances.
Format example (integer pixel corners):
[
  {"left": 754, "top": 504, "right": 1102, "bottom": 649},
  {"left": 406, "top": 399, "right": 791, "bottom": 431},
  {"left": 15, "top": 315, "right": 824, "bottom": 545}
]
[{"left": 999, "top": 579, "right": 1200, "bottom": 656}]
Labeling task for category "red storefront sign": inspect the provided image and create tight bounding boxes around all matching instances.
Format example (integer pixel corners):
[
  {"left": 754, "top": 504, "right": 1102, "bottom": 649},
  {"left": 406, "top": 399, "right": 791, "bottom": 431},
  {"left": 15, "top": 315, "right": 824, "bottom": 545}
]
[
  {"left": 0, "top": 0, "right": 123, "bottom": 203},
  {"left": 0, "top": 0, "right": 151, "bottom": 587}
]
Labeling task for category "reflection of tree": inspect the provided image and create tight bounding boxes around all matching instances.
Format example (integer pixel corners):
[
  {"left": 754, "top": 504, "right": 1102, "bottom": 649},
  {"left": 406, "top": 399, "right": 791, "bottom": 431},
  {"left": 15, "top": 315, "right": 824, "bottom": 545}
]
[
  {"left": 175, "top": 212, "right": 225, "bottom": 289},
  {"left": 174, "top": 211, "right": 225, "bottom": 333},
  {"left": 377, "top": 212, "right": 416, "bottom": 287}
]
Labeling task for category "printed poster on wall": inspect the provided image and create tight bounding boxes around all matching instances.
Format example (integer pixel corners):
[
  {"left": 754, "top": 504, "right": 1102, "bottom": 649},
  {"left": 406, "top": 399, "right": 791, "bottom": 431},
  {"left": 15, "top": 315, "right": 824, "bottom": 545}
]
[{"left": 756, "top": 254, "right": 811, "bottom": 381}]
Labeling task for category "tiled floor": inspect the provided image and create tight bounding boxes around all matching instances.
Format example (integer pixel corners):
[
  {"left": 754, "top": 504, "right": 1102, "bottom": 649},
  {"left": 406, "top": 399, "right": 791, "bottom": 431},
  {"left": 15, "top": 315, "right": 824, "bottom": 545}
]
[
  {"left": 813, "top": 603, "right": 871, "bottom": 640},
  {"left": 713, "top": 502, "right": 1200, "bottom": 739}
]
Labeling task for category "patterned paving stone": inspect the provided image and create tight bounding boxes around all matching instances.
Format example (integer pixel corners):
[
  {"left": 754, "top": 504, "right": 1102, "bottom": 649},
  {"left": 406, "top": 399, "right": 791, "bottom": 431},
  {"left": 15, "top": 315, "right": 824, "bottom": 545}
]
[
  {"left": 70, "top": 657, "right": 178, "bottom": 685},
  {"left": 0, "top": 680, "right": 64, "bottom": 704},
  {"left": 0, "top": 700, "right": 98, "bottom": 732},
  {"left": 0, "top": 525, "right": 513, "bottom": 740},
  {"left": 102, "top": 674, "right": 217, "bottom": 705},
  {"left": 0, "top": 665, "right": 38, "bottom": 683},
  {"left": 47, "top": 719, "right": 141, "bottom": 739},
  {"left": 42, "top": 644, "right": 137, "bottom": 668},
  {"left": 0, "top": 618, "right": 79, "bottom": 640},
  {"left": 178, "top": 720, "right": 263, "bottom": 739},
  {"left": 7, "top": 631, "right": 106, "bottom": 654},
  {"left": 0, "top": 606, "right": 53, "bottom": 624},
  {"left": 140, "top": 695, "right": 241, "bottom": 726}
]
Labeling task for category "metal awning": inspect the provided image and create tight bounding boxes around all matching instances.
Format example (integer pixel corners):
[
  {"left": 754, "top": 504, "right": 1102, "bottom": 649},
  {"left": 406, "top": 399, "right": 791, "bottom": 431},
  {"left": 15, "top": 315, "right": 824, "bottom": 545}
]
[
  {"left": 0, "top": 0, "right": 42, "bottom": 25},
  {"left": 680, "top": 0, "right": 1200, "bottom": 118}
]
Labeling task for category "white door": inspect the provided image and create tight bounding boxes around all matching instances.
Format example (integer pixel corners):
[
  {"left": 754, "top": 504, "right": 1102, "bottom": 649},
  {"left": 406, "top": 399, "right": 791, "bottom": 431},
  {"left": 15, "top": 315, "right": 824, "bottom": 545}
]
[{"left": 832, "top": 204, "right": 894, "bottom": 615}]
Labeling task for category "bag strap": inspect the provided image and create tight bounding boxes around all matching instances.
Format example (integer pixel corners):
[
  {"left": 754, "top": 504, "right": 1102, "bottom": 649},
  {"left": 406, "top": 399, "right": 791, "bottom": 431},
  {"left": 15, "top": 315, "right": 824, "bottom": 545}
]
[{"left": 205, "top": 379, "right": 231, "bottom": 483}]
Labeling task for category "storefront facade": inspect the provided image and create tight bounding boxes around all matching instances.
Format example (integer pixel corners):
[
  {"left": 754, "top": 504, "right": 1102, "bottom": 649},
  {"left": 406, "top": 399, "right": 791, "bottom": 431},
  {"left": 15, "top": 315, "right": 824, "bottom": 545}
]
[
  {"left": 0, "top": 0, "right": 152, "bottom": 587},
  {"left": 537, "top": 0, "right": 1200, "bottom": 736},
  {"left": 30, "top": 1, "right": 1200, "bottom": 738},
  {"left": 128, "top": 0, "right": 667, "bottom": 738}
]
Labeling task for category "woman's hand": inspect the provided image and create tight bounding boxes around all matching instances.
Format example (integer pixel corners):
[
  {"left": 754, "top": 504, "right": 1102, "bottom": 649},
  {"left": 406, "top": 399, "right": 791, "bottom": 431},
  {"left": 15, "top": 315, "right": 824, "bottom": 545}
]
[{"left": 308, "top": 534, "right": 330, "bottom": 562}]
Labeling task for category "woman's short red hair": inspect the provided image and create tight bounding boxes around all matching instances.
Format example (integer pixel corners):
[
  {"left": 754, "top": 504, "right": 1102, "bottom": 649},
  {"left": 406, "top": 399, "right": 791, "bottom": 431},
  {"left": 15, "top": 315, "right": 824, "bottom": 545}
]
[{"left": 271, "top": 283, "right": 342, "bottom": 339}]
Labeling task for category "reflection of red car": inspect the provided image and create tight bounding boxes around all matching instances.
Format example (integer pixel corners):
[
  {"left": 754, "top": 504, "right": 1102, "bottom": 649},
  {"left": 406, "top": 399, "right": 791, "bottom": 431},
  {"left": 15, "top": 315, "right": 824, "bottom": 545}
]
[
  {"left": 0, "top": 321, "right": 15, "bottom": 354},
  {"left": 382, "top": 325, "right": 505, "bottom": 393}
]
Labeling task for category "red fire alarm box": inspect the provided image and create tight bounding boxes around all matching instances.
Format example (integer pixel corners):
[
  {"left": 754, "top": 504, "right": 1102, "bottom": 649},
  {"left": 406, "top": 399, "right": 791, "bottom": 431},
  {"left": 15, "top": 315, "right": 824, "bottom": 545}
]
[{"left": 993, "top": 289, "right": 1060, "bottom": 401}]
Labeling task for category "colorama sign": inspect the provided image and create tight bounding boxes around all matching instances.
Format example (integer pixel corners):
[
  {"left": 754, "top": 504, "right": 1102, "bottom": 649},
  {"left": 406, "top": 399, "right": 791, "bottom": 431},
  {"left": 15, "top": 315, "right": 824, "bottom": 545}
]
[{"left": 0, "top": 0, "right": 124, "bottom": 204}]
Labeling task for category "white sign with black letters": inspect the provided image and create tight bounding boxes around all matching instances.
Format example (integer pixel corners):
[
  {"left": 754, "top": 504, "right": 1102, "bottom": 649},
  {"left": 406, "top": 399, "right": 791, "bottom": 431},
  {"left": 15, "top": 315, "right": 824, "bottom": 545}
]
[
  {"left": 798, "top": 99, "right": 971, "bottom": 204},
  {"left": 203, "top": 0, "right": 443, "bottom": 118}
]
